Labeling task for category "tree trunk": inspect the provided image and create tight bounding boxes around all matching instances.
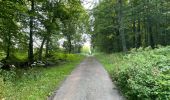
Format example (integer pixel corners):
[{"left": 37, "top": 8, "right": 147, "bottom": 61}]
[
  {"left": 28, "top": 0, "right": 34, "bottom": 63},
  {"left": 149, "top": 26, "right": 155, "bottom": 48},
  {"left": 147, "top": 16, "right": 155, "bottom": 48},
  {"left": 118, "top": 0, "right": 127, "bottom": 52},
  {"left": 45, "top": 37, "right": 49, "bottom": 57},
  {"left": 6, "top": 31, "right": 11, "bottom": 59},
  {"left": 136, "top": 18, "right": 141, "bottom": 48},
  {"left": 68, "top": 35, "right": 72, "bottom": 53},
  {"left": 38, "top": 37, "right": 46, "bottom": 61},
  {"left": 133, "top": 19, "right": 136, "bottom": 48},
  {"left": 132, "top": 1, "right": 136, "bottom": 48}
]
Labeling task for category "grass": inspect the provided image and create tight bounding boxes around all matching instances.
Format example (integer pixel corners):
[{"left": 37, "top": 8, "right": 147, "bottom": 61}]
[
  {"left": 96, "top": 53, "right": 124, "bottom": 74},
  {"left": 96, "top": 46, "right": 170, "bottom": 100},
  {"left": 0, "top": 54, "right": 85, "bottom": 100}
]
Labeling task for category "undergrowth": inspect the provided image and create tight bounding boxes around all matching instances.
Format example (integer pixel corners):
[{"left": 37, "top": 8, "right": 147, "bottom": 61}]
[
  {"left": 0, "top": 54, "right": 84, "bottom": 100},
  {"left": 96, "top": 46, "right": 170, "bottom": 100}
]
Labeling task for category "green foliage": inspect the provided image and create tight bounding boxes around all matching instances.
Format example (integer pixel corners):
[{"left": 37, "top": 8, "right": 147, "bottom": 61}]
[
  {"left": 0, "top": 54, "right": 84, "bottom": 99},
  {"left": 97, "top": 46, "right": 170, "bottom": 100},
  {"left": 0, "top": 0, "right": 88, "bottom": 63},
  {"left": 92, "top": 0, "right": 170, "bottom": 52},
  {"left": 51, "top": 52, "right": 82, "bottom": 62},
  {"left": 0, "top": 52, "right": 5, "bottom": 60},
  {"left": 0, "top": 51, "right": 28, "bottom": 65},
  {"left": 0, "top": 0, "right": 27, "bottom": 59},
  {"left": 81, "top": 45, "right": 91, "bottom": 55},
  {"left": 14, "top": 52, "right": 28, "bottom": 62},
  {"left": 0, "top": 76, "right": 5, "bottom": 99},
  {"left": 0, "top": 0, "right": 87, "bottom": 98}
]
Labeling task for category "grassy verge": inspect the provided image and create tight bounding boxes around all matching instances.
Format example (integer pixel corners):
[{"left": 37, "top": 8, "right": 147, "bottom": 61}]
[
  {"left": 96, "top": 46, "right": 170, "bottom": 100},
  {"left": 0, "top": 54, "right": 84, "bottom": 100}
]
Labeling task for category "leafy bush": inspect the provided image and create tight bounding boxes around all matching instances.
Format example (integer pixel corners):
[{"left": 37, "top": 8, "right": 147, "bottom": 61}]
[
  {"left": 0, "top": 52, "right": 5, "bottom": 60},
  {"left": 97, "top": 46, "right": 170, "bottom": 100},
  {"left": 0, "top": 76, "right": 5, "bottom": 99},
  {"left": 14, "top": 52, "right": 28, "bottom": 62},
  {"left": 51, "top": 52, "right": 82, "bottom": 62}
]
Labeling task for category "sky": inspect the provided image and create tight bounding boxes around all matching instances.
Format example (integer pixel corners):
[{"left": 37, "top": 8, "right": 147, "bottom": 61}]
[
  {"left": 81, "top": 0, "right": 98, "bottom": 47},
  {"left": 82, "top": 0, "right": 98, "bottom": 10}
]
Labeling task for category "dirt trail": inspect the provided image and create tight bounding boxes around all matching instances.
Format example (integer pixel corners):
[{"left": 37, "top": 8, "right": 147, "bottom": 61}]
[{"left": 50, "top": 57, "right": 124, "bottom": 100}]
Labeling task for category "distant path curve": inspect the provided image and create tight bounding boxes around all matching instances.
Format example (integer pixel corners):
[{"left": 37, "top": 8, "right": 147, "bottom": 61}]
[{"left": 49, "top": 57, "right": 124, "bottom": 100}]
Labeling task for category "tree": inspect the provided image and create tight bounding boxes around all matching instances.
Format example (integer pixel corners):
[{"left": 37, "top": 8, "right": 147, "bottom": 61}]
[
  {"left": 91, "top": 0, "right": 170, "bottom": 53},
  {"left": 0, "top": 0, "right": 26, "bottom": 59},
  {"left": 61, "top": 0, "right": 89, "bottom": 53},
  {"left": 28, "top": 0, "right": 35, "bottom": 63},
  {"left": 117, "top": 0, "right": 127, "bottom": 52}
]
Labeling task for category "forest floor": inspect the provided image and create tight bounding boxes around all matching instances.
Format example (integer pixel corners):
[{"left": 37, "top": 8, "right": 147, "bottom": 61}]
[{"left": 49, "top": 57, "right": 124, "bottom": 100}]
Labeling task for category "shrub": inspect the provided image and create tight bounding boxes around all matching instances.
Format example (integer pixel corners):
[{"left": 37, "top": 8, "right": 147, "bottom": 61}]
[
  {"left": 0, "top": 76, "right": 5, "bottom": 99},
  {"left": 97, "top": 46, "right": 170, "bottom": 100},
  {"left": 0, "top": 52, "right": 5, "bottom": 60},
  {"left": 51, "top": 52, "right": 82, "bottom": 62}
]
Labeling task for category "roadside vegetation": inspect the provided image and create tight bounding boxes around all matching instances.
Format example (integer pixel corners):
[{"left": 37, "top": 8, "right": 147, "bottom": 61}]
[
  {"left": 96, "top": 46, "right": 170, "bottom": 100},
  {"left": 0, "top": 53, "right": 84, "bottom": 99},
  {"left": 0, "top": 0, "right": 88, "bottom": 99},
  {"left": 93, "top": 0, "right": 169, "bottom": 99}
]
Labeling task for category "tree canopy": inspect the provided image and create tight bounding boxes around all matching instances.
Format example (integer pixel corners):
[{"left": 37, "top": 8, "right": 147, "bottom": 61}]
[
  {"left": 92, "top": 0, "right": 170, "bottom": 53},
  {"left": 0, "top": 0, "right": 89, "bottom": 64}
]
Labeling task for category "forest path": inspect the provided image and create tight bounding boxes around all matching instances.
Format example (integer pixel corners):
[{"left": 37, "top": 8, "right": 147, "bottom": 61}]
[{"left": 49, "top": 57, "right": 124, "bottom": 100}]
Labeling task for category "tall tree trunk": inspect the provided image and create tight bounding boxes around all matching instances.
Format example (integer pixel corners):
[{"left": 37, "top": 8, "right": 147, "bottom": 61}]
[
  {"left": 133, "top": 19, "right": 136, "bottom": 48},
  {"left": 132, "top": 1, "right": 136, "bottom": 48},
  {"left": 118, "top": 0, "right": 127, "bottom": 52},
  {"left": 45, "top": 37, "right": 49, "bottom": 57},
  {"left": 38, "top": 37, "right": 46, "bottom": 61},
  {"left": 147, "top": 14, "right": 155, "bottom": 48},
  {"left": 136, "top": 18, "right": 141, "bottom": 48},
  {"left": 28, "top": 0, "right": 34, "bottom": 63},
  {"left": 44, "top": 10, "right": 55, "bottom": 57},
  {"left": 68, "top": 35, "right": 72, "bottom": 53},
  {"left": 6, "top": 31, "right": 11, "bottom": 59},
  {"left": 149, "top": 25, "right": 155, "bottom": 48},
  {"left": 164, "top": 13, "right": 168, "bottom": 45},
  {"left": 143, "top": 0, "right": 148, "bottom": 47}
]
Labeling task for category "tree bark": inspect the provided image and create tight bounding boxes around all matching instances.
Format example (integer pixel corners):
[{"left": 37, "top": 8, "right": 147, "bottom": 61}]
[
  {"left": 28, "top": 0, "right": 34, "bottom": 63},
  {"left": 133, "top": 19, "right": 136, "bottom": 48},
  {"left": 149, "top": 25, "right": 155, "bottom": 48},
  {"left": 6, "top": 31, "right": 11, "bottom": 59},
  {"left": 45, "top": 36, "right": 50, "bottom": 57},
  {"left": 147, "top": 15, "right": 155, "bottom": 48},
  {"left": 118, "top": 0, "right": 127, "bottom": 52},
  {"left": 131, "top": 1, "right": 136, "bottom": 48},
  {"left": 38, "top": 37, "right": 46, "bottom": 61},
  {"left": 136, "top": 18, "right": 141, "bottom": 48},
  {"left": 68, "top": 35, "right": 72, "bottom": 53}
]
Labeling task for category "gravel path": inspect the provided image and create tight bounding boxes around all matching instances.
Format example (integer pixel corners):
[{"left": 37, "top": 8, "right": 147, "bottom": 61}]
[{"left": 50, "top": 57, "right": 124, "bottom": 100}]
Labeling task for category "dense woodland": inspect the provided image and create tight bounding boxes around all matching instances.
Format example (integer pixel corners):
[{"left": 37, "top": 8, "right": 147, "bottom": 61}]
[
  {"left": 92, "top": 0, "right": 170, "bottom": 99},
  {"left": 92, "top": 0, "right": 170, "bottom": 53},
  {"left": 0, "top": 0, "right": 89, "bottom": 67}
]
